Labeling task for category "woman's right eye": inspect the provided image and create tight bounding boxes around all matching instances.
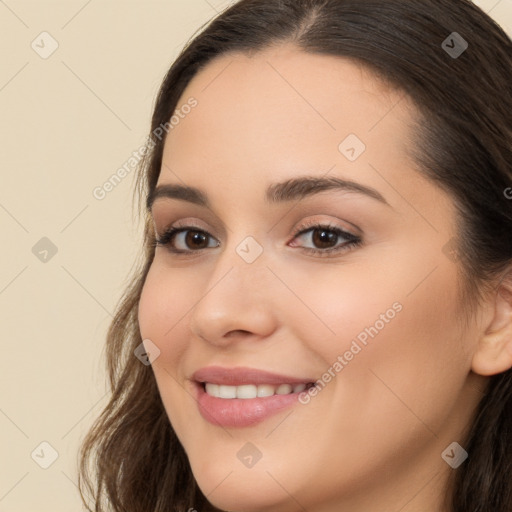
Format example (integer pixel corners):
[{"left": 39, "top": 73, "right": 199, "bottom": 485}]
[{"left": 154, "top": 227, "right": 220, "bottom": 254}]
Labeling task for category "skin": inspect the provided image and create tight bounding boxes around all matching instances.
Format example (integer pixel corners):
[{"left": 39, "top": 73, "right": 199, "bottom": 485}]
[{"left": 137, "top": 44, "right": 512, "bottom": 512}]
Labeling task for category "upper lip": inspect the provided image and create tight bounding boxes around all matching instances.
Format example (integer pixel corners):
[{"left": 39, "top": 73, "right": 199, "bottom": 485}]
[{"left": 192, "top": 366, "right": 315, "bottom": 386}]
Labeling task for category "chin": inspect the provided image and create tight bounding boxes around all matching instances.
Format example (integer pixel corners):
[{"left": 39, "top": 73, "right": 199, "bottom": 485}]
[{"left": 191, "top": 463, "right": 299, "bottom": 512}]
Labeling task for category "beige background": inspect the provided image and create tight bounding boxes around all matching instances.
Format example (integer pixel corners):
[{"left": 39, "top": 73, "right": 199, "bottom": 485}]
[{"left": 0, "top": 1, "right": 510, "bottom": 510}]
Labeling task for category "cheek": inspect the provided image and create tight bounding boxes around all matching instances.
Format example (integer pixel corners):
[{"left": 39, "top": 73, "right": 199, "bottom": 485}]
[
  {"left": 138, "top": 264, "right": 192, "bottom": 369},
  {"left": 378, "top": 276, "right": 469, "bottom": 419},
  {"left": 324, "top": 266, "right": 468, "bottom": 434},
  {"left": 288, "top": 249, "right": 469, "bottom": 417},
  {"left": 138, "top": 265, "right": 198, "bottom": 431},
  {"left": 138, "top": 260, "right": 227, "bottom": 441}
]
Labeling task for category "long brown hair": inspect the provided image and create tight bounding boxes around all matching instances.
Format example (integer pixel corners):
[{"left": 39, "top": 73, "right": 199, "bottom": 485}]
[{"left": 78, "top": 1, "right": 512, "bottom": 510}]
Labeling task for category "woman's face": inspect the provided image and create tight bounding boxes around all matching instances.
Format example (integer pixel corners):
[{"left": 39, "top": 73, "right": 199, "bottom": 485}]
[{"left": 138, "top": 45, "right": 488, "bottom": 511}]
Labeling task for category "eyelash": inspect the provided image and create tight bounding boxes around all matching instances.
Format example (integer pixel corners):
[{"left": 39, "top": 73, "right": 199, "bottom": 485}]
[{"left": 153, "top": 221, "right": 362, "bottom": 258}]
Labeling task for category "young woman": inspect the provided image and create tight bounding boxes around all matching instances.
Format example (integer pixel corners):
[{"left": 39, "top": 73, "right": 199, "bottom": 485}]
[{"left": 78, "top": 1, "right": 512, "bottom": 511}]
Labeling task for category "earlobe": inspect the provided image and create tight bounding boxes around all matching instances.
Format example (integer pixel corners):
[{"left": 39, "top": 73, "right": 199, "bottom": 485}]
[{"left": 471, "top": 275, "right": 512, "bottom": 377}]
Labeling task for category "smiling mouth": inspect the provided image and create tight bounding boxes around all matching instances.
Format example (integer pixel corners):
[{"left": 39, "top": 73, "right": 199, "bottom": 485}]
[
  {"left": 201, "top": 381, "right": 316, "bottom": 399},
  {"left": 193, "top": 378, "right": 318, "bottom": 428}
]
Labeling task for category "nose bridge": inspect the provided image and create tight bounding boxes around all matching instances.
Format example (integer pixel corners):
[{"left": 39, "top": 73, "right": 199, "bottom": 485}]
[
  {"left": 211, "top": 223, "right": 272, "bottom": 290},
  {"left": 207, "top": 231, "right": 273, "bottom": 307},
  {"left": 188, "top": 231, "right": 277, "bottom": 342}
]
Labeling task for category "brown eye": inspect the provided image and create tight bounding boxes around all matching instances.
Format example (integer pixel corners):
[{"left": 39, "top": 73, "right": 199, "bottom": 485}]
[
  {"left": 155, "top": 227, "right": 219, "bottom": 253},
  {"left": 290, "top": 223, "right": 362, "bottom": 257},
  {"left": 311, "top": 228, "right": 339, "bottom": 249},
  {"left": 184, "top": 230, "right": 210, "bottom": 249}
]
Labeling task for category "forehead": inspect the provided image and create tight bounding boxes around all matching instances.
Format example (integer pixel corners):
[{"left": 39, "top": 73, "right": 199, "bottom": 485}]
[{"left": 160, "top": 44, "right": 417, "bottom": 192}]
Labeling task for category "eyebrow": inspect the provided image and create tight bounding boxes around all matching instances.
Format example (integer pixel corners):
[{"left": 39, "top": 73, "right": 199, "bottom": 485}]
[{"left": 146, "top": 176, "right": 390, "bottom": 211}]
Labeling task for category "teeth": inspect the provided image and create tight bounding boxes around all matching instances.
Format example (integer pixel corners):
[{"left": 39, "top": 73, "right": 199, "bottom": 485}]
[
  {"left": 257, "top": 384, "right": 275, "bottom": 397},
  {"left": 204, "top": 382, "right": 309, "bottom": 399},
  {"left": 276, "top": 384, "right": 293, "bottom": 395},
  {"left": 292, "top": 383, "right": 306, "bottom": 393},
  {"left": 219, "top": 385, "right": 237, "bottom": 399}
]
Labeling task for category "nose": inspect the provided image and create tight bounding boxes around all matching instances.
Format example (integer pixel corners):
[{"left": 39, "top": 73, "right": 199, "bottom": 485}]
[{"left": 188, "top": 240, "right": 278, "bottom": 348}]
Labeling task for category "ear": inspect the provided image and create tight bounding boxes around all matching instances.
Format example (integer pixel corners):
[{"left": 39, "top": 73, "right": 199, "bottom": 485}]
[{"left": 472, "top": 272, "right": 512, "bottom": 376}]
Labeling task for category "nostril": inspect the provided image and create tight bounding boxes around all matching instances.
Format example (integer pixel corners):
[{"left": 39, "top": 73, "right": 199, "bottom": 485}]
[{"left": 226, "top": 329, "right": 252, "bottom": 338}]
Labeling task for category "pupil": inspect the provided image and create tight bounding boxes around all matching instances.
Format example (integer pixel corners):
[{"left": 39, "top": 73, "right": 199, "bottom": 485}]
[
  {"left": 313, "top": 229, "right": 337, "bottom": 249},
  {"left": 187, "top": 231, "right": 208, "bottom": 248}
]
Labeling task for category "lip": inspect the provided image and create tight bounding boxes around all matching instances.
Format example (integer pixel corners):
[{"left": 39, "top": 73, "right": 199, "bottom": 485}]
[
  {"left": 192, "top": 365, "right": 315, "bottom": 386},
  {"left": 191, "top": 366, "right": 317, "bottom": 428},
  {"left": 193, "top": 381, "right": 311, "bottom": 428}
]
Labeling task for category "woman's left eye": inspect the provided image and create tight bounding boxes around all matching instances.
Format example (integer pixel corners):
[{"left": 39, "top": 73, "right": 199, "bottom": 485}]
[
  {"left": 290, "top": 223, "right": 362, "bottom": 256},
  {"left": 154, "top": 223, "right": 362, "bottom": 257}
]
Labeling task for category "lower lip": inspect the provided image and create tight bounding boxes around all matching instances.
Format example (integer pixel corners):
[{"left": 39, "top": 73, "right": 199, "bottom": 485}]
[{"left": 194, "top": 382, "right": 307, "bottom": 428}]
